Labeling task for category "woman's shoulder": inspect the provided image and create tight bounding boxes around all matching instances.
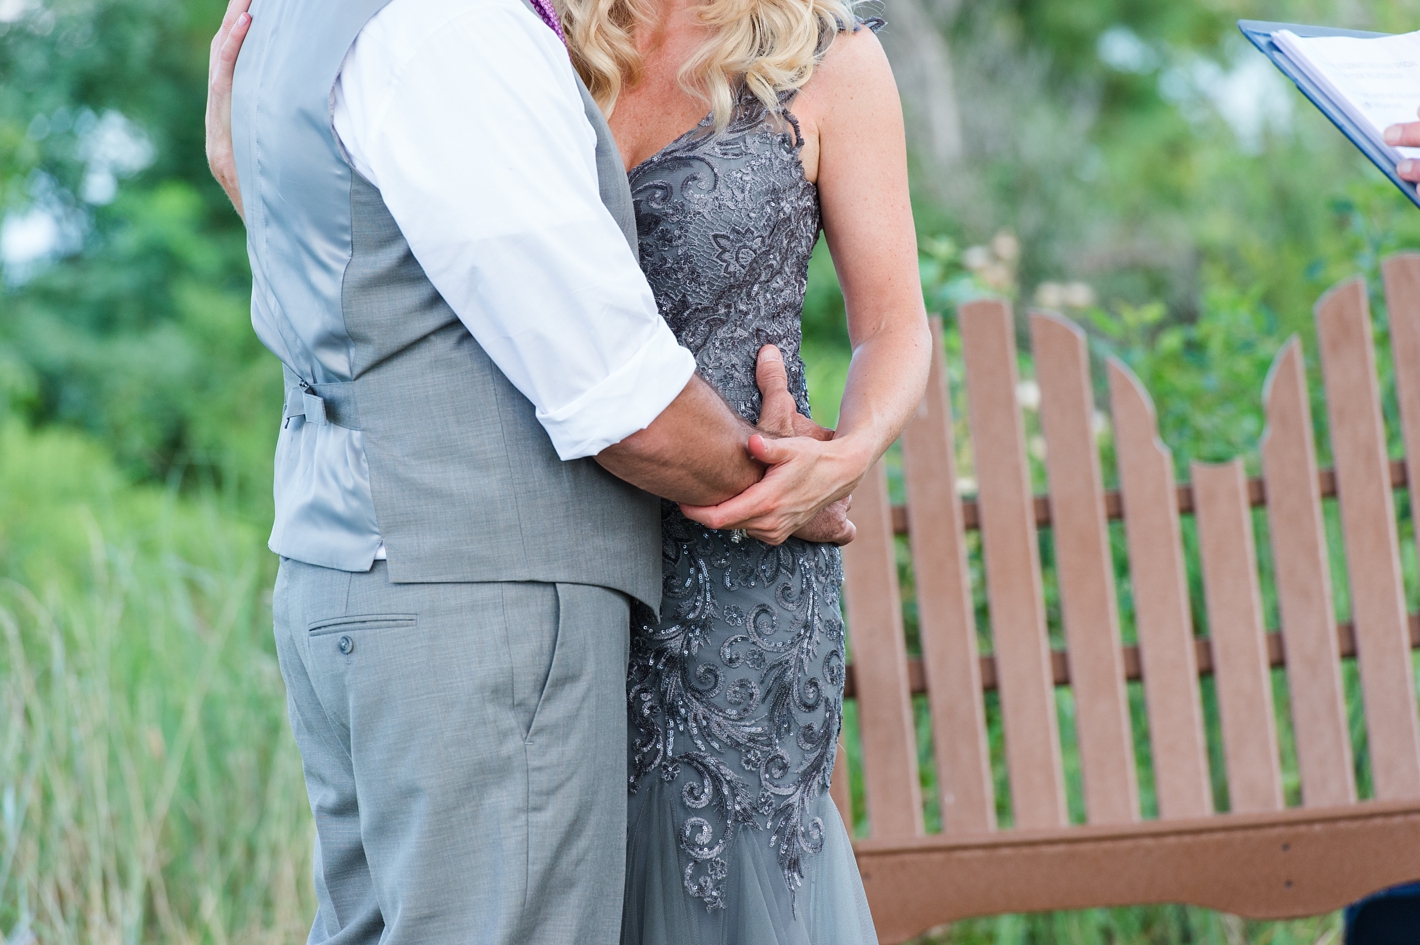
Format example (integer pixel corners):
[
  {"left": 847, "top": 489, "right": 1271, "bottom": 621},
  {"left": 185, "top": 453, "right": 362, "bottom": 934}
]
[{"left": 799, "top": 13, "right": 895, "bottom": 112}]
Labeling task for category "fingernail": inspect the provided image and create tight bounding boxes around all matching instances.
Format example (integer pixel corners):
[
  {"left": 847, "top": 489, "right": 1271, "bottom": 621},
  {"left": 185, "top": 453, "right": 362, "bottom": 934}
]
[
  {"left": 1402, "top": 159, "right": 1416, "bottom": 176},
  {"left": 1386, "top": 125, "right": 1403, "bottom": 145}
]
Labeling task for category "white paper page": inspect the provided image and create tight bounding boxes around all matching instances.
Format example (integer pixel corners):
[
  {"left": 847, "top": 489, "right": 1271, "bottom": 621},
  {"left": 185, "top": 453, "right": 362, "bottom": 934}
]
[{"left": 1275, "top": 29, "right": 1420, "bottom": 161}]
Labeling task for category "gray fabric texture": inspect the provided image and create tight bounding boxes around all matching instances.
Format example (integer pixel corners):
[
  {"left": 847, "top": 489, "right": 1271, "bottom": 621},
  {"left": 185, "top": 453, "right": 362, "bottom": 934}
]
[
  {"left": 233, "top": 0, "right": 660, "bottom": 608},
  {"left": 274, "top": 559, "right": 632, "bottom": 945},
  {"left": 232, "top": 0, "right": 389, "bottom": 571},
  {"left": 620, "top": 63, "right": 879, "bottom": 944},
  {"left": 341, "top": 175, "right": 660, "bottom": 603}
]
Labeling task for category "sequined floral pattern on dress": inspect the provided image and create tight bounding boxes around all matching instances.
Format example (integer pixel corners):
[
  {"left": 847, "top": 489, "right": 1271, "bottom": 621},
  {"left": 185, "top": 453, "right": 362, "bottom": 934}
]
[{"left": 625, "top": 83, "right": 849, "bottom": 914}]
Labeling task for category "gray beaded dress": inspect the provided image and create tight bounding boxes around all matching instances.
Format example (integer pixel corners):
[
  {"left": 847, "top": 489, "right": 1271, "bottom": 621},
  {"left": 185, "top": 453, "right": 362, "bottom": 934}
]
[{"left": 621, "top": 34, "right": 880, "bottom": 945}]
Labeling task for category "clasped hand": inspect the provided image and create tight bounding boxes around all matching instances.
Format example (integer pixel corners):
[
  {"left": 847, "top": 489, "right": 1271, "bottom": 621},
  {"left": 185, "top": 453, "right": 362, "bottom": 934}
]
[{"left": 681, "top": 346, "right": 867, "bottom": 547}]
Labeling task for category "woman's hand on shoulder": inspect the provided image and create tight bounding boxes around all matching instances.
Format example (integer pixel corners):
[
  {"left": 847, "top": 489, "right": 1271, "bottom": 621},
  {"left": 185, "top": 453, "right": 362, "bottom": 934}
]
[{"left": 207, "top": 0, "right": 252, "bottom": 220}]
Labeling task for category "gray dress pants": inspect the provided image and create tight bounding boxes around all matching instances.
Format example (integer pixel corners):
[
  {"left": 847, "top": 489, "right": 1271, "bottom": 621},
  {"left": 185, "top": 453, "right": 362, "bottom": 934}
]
[{"left": 272, "top": 559, "right": 631, "bottom": 945}]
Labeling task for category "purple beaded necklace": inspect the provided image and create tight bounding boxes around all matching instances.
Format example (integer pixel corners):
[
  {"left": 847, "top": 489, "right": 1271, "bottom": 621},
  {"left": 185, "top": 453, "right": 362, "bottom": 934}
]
[{"left": 528, "top": 0, "right": 567, "bottom": 44}]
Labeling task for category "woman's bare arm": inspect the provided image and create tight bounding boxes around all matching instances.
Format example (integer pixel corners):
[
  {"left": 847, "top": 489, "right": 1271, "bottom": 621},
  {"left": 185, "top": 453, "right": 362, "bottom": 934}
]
[{"left": 680, "top": 28, "right": 932, "bottom": 543}]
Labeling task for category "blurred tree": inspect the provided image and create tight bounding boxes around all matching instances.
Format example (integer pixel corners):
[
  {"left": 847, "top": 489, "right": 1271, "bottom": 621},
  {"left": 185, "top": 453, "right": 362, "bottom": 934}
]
[{"left": 0, "top": 0, "right": 275, "bottom": 507}]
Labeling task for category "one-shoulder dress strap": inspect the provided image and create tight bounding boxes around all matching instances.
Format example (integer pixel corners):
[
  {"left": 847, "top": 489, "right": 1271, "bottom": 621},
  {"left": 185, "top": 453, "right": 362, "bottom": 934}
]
[
  {"left": 831, "top": 11, "right": 885, "bottom": 43},
  {"left": 809, "top": 11, "right": 884, "bottom": 60}
]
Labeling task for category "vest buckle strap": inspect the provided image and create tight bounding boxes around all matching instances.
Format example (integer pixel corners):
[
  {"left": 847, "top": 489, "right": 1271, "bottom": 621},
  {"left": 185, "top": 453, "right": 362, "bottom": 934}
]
[
  {"left": 282, "top": 373, "right": 361, "bottom": 430},
  {"left": 283, "top": 382, "right": 328, "bottom": 428},
  {"left": 302, "top": 388, "right": 328, "bottom": 426}
]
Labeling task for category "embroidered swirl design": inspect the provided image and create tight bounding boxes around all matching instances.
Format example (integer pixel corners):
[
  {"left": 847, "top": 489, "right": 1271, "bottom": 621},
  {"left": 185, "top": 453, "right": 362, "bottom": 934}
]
[{"left": 626, "top": 82, "right": 848, "bottom": 912}]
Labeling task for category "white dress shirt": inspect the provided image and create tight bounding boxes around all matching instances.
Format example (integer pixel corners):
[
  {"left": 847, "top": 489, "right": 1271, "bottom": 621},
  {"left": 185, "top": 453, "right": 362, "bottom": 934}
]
[{"left": 330, "top": 0, "right": 696, "bottom": 462}]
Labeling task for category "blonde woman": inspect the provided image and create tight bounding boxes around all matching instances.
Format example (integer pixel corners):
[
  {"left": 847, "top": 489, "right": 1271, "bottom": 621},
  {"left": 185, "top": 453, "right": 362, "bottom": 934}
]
[
  {"left": 207, "top": 0, "right": 928, "bottom": 937},
  {"left": 582, "top": 0, "right": 929, "bottom": 937},
  {"left": 582, "top": 0, "right": 925, "bottom": 937}
]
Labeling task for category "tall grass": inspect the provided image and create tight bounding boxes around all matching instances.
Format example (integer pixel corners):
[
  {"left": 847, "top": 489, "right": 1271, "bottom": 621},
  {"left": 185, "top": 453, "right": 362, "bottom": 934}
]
[{"left": 1, "top": 419, "right": 313, "bottom": 943}]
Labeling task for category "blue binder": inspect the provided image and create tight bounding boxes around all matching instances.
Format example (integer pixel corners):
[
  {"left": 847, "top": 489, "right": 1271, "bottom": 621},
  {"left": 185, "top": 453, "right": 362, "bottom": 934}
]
[{"left": 1239, "top": 19, "right": 1420, "bottom": 209}]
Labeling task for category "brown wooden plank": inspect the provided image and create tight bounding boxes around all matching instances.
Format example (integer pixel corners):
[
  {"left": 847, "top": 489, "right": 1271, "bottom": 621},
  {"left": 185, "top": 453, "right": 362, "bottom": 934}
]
[
  {"left": 831, "top": 736, "right": 852, "bottom": 830},
  {"left": 854, "top": 798, "right": 1420, "bottom": 943},
  {"left": 959, "top": 300, "right": 1067, "bottom": 830},
  {"left": 1031, "top": 312, "right": 1139, "bottom": 826},
  {"left": 1261, "top": 339, "right": 1355, "bottom": 807},
  {"left": 1316, "top": 279, "right": 1420, "bottom": 801},
  {"left": 887, "top": 460, "right": 1409, "bottom": 536},
  {"left": 841, "top": 458, "right": 923, "bottom": 839},
  {"left": 1383, "top": 256, "right": 1420, "bottom": 724},
  {"left": 1193, "top": 459, "right": 1284, "bottom": 814},
  {"left": 901, "top": 315, "right": 996, "bottom": 834},
  {"left": 1107, "top": 359, "right": 1213, "bottom": 819},
  {"left": 843, "top": 613, "right": 1420, "bottom": 699},
  {"left": 1383, "top": 255, "right": 1420, "bottom": 504}
]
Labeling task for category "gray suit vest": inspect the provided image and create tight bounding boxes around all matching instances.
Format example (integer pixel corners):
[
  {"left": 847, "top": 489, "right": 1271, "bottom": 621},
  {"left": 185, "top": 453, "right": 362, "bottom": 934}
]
[{"left": 230, "top": 0, "right": 661, "bottom": 608}]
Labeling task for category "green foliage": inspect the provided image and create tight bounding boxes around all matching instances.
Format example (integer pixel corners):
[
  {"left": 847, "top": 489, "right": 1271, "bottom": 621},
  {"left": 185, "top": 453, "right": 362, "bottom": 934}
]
[
  {"left": 922, "top": 0, "right": 1420, "bottom": 345},
  {"left": 931, "top": 907, "right": 1338, "bottom": 945},
  {"left": 1, "top": 0, "right": 266, "bottom": 504},
  {"left": 0, "top": 420, "right": 309, "bottom": 944},
  {"left": 1085, "top": 279, "right": 1282, "bottom": 470}
]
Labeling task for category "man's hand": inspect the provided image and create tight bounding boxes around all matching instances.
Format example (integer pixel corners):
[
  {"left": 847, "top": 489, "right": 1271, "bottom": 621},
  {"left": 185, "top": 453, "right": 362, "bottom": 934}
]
[
  {"left": 1385, "top": 108, "right": 1420, "bottom": 182},
  {"left": 793, "top": 495, "right": 855, "bottom": 546},
  {"left": 754, "top": 344, "right": 832, "bottom": 442},
  {"left": 751, "top": 345, "right": 855, "bottom": 545},
  {"left": 207, "top": 0, "right": 252, "bottom": 220},
  {"left": 680, "top": 346, "right": 861, "bottom": 546}
]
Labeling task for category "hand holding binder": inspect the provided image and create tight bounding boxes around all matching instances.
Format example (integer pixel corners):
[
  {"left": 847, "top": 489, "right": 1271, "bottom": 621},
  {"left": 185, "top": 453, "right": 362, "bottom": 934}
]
[
  {"left": 1240, "top": 20, "right": 1420, "bottom": 208},
  {"left": 1382, "top": 115, "right": 1420, "bottom": 181}
]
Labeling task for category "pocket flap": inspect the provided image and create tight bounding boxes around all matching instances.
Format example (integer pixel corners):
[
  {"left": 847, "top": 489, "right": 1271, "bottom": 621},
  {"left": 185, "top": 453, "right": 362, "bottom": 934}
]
[{"left": 307, "top": 614, "right": 417, "bottom": 636}]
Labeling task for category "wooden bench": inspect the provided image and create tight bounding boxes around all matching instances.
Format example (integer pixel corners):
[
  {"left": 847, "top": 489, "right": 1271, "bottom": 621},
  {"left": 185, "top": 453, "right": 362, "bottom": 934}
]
[{"left": 835, "top": 254, "right": 1420, "bottom": 943}]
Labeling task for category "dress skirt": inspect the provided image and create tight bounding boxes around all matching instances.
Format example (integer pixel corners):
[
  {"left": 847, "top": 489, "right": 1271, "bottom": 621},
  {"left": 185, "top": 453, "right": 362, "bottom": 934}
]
[
  {"left": 623, "top": 780, "right": 878, "bottom": 945},
  {"left": 620, "top": 509, "right": 879, "bottom": 945}
]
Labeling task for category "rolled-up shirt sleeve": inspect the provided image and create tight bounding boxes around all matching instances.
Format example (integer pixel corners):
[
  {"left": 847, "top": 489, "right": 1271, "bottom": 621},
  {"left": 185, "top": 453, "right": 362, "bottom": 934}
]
[{"left": 332, "top": 0, "right": 696, "bottom": 459}]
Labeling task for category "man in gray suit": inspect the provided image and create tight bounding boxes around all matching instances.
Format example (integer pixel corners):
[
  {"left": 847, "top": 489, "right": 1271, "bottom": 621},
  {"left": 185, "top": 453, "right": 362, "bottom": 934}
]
[{"left": 205, "top": 0, "right": 840, "bottom": 942}]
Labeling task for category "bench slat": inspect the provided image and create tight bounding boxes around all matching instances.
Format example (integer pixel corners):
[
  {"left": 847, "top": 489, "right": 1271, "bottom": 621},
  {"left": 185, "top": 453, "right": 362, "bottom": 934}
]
[
  {"left": 1194, "top": 459, "right": 1284, "bottom": 813},
  {"left": 842, "top": 459, "right": 924, "bottom": 838},
  {"left": 1262, "top": 339, "right": 1355, "bottom": 807},
  {"left": 960, "top": 300, "right": 1067, "bottom": 830},
  {"left": 854, "top": 798, "right": 1420, "bottom": 942},
  {"left": 1032, "top": 312, "right": 1139, "bottom": 826},
  {"left": 1108, "top": 359, "right": 1214, "bottom": 819},
  {"left": 1383, "top": 255, "right": 1420, "bottom": 709},
  {"left": 1316, "top": 279, "right": 1420, "bottom": 800},
  {"left": 1382, "top": 256, "right": 1420, "bottom": 494},
  {"left": 902, "top": 315, "right": 996, "bottom": 834}
]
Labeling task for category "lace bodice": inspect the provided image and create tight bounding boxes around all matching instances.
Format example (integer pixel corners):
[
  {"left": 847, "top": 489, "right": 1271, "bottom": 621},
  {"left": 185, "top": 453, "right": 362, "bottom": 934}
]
[{"left": 629, "top": 87, "right": 819, "bottom": 424}]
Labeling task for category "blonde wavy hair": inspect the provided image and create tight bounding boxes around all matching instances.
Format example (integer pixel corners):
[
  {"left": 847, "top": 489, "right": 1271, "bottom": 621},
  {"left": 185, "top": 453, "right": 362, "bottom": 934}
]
[{"left": 558, "top": 0, "right": 858, "bottom": 131}]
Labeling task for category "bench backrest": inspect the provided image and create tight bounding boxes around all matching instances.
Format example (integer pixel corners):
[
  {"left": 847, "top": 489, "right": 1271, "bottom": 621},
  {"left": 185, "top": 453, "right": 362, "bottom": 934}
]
[{"left": 836, "top": 256, "right": 1420, "bottom": 865}]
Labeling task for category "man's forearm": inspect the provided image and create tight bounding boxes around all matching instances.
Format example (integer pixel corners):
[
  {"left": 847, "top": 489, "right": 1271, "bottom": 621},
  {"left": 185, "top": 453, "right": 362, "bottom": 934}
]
[{"left": 596, "top": 375, "right": 763, "bottom": 505}]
